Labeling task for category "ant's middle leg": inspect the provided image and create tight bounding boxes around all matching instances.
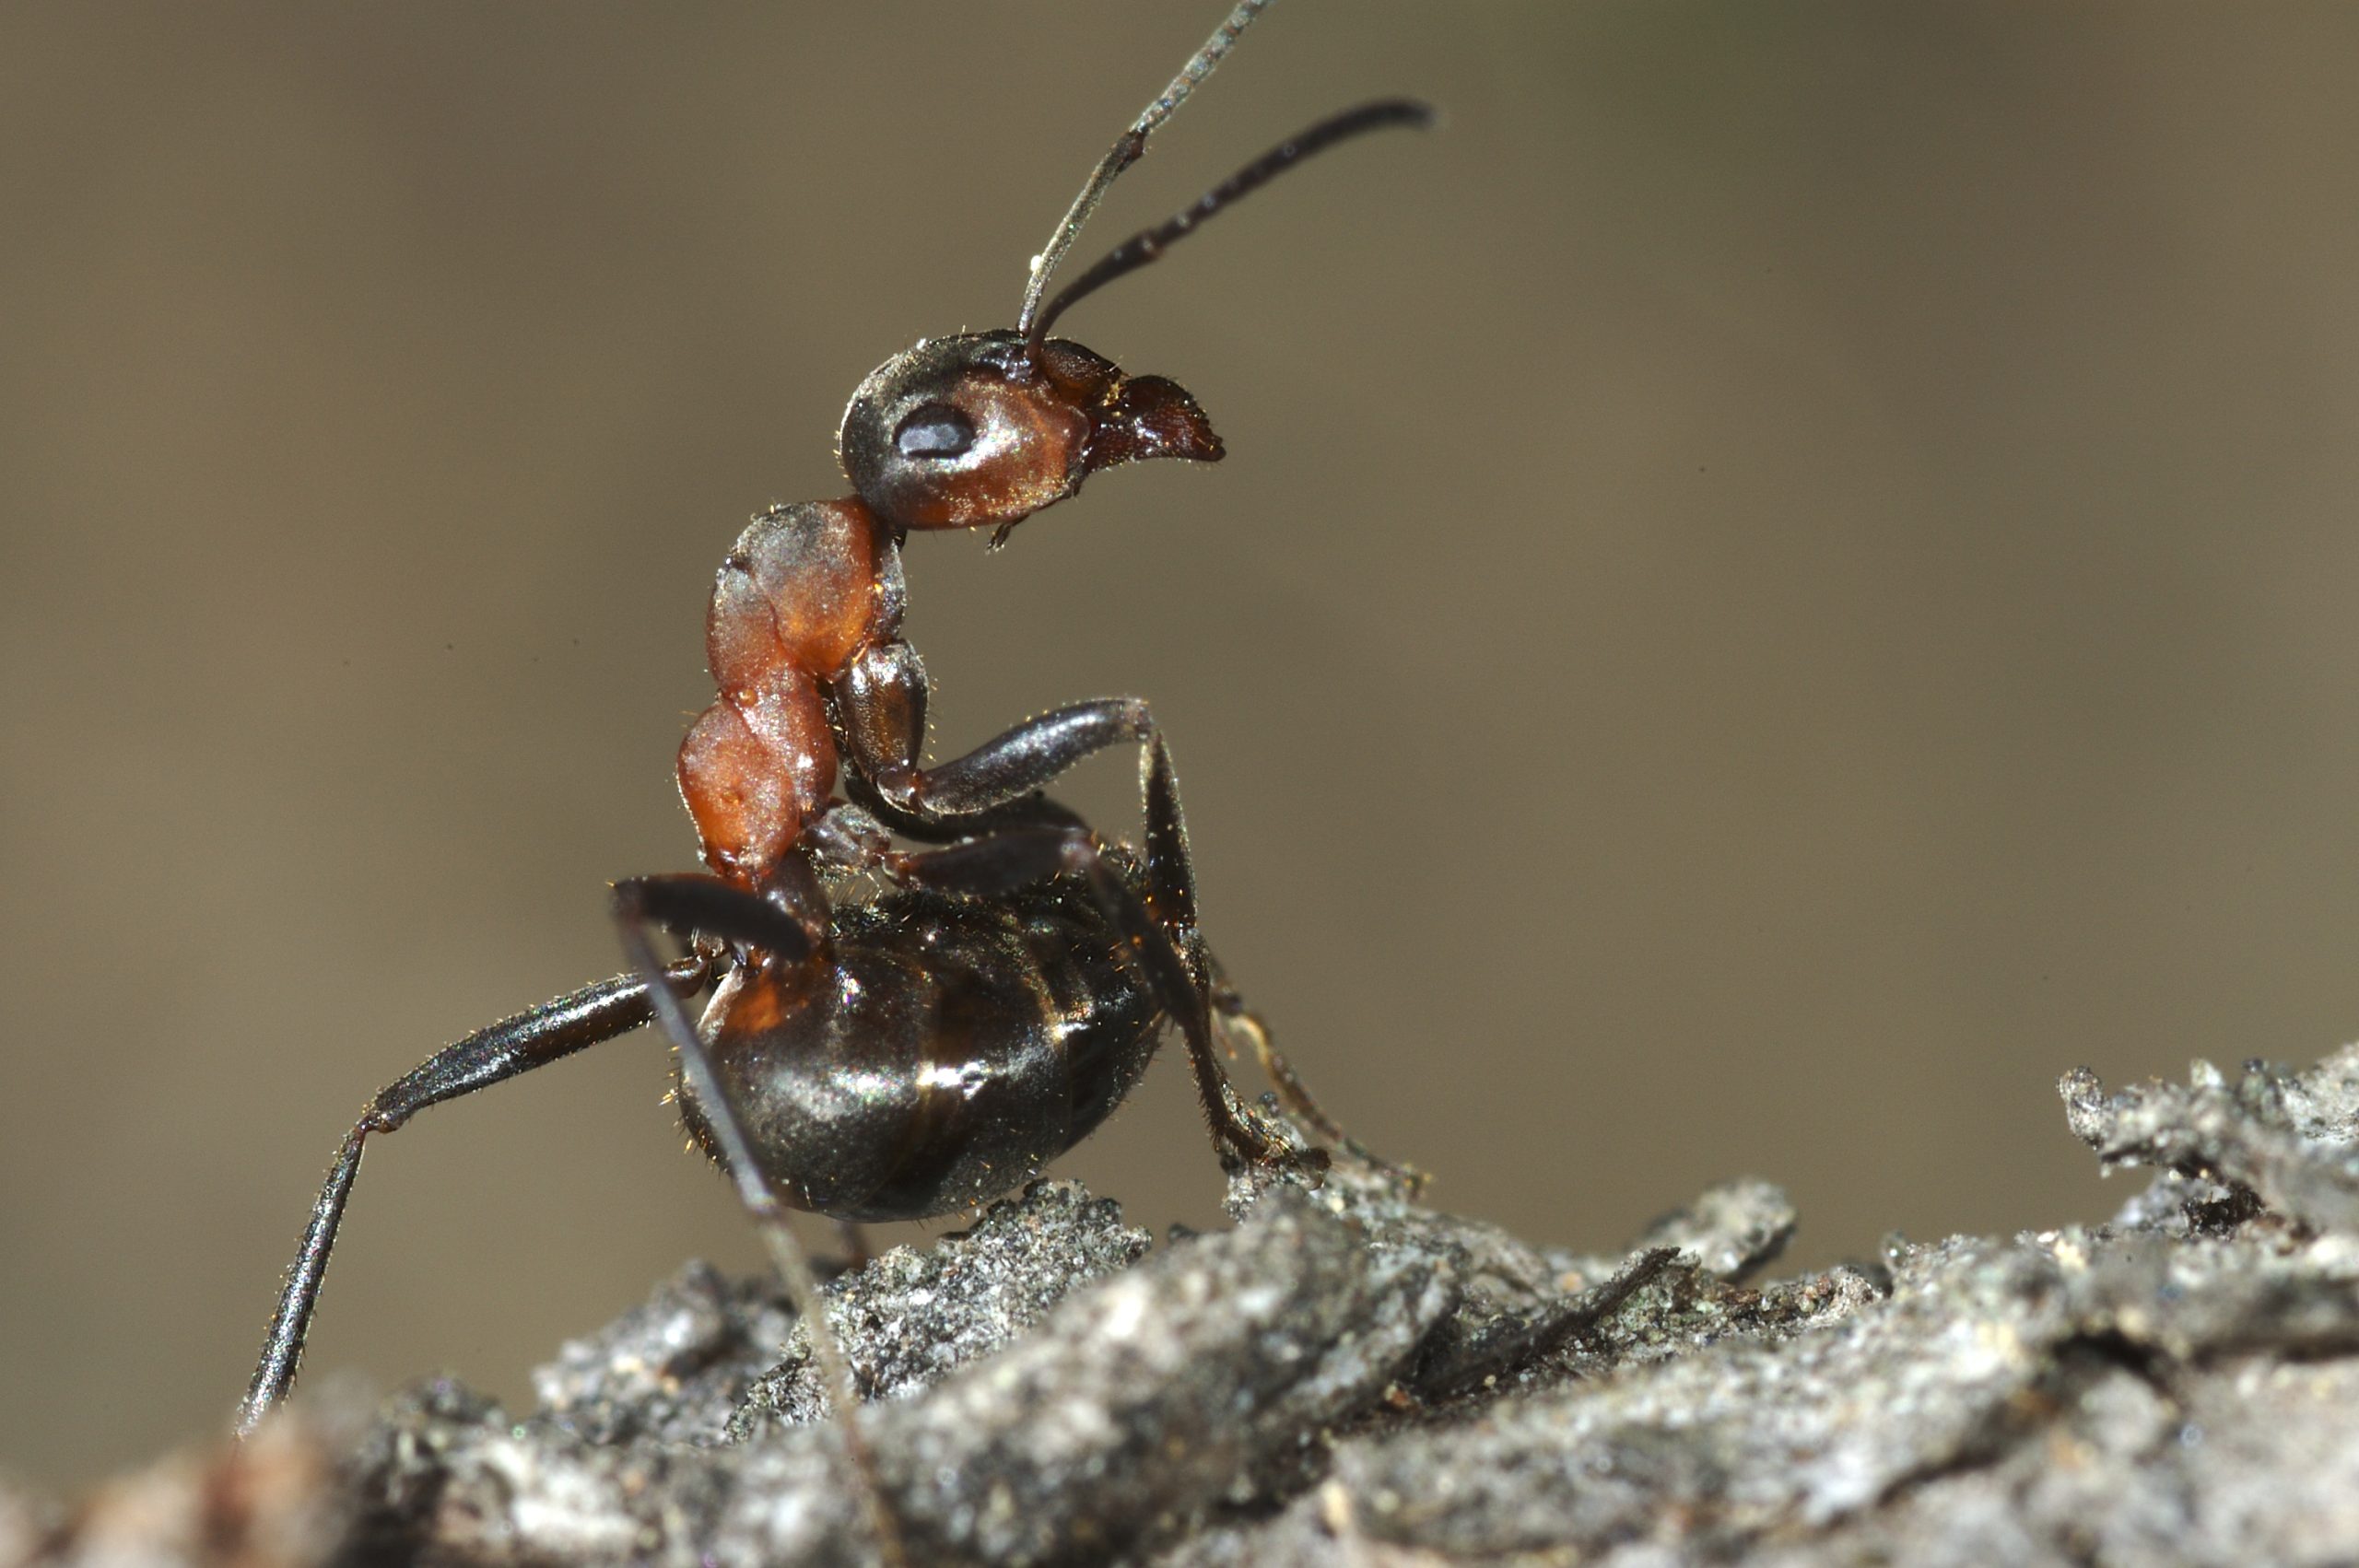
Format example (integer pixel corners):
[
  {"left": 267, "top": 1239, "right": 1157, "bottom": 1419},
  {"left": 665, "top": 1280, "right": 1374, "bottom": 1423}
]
[{"left": 830, "top": 638, "right": 1161, "bottom": 835}]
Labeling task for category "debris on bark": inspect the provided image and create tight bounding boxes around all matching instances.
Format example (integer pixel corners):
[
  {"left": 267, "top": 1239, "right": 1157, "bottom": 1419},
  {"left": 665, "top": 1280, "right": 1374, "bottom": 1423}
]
[
  {"left": 2061, "top": 1046, "right": 2359, "bottom": 1236},
  {"left": 17, "top": 1047, "right": 2359, "bottom": 1566}
]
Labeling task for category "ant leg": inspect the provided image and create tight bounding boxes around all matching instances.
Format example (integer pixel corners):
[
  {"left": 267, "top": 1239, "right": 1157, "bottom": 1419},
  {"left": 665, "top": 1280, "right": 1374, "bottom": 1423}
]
[
  {"left": 237, "top": 955, "right": 711, "bottom": 1436},
  {"left": 831, "top": 638, "right": 1160, "bottom": 834},
  {"left": 1139, "top": 730, "right": 1202, "bottom": 974},
  {"left": 833, "top": 1220, "right": 874, "bottom": 1271},
  {"left": 887, "top": 810, "right": 1311, "bottom": 1177},
  {"left": 610, "top": 872, "right": 905, "bottom": 1568},
  {"left": 1206, "top": 976, "right": 1426, "bottom": 1192},
  {"left": 832, "top": 658, "right": 1298, "bottom": 1180},
  {"left": 1136, "top": 741, "right": 1402, "bottom": 1182},
  {"left": 1133, "top": 740, "right": 1321, "bottom": 1174}
]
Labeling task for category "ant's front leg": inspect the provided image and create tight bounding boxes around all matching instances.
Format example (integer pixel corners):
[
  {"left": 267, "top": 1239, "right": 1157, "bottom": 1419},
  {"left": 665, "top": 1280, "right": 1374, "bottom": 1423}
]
[
  {"left": 874, "top": 761, "right": 1320, "bottom": 1182},
  {"left": 829, "top": 638, "right": 1161, "bottom": 837},
  {"left": 1206, "top": 973, "right": 1426, "bottom": 1193},
  {"left": 1126, "top": 742, "right": 1410, "bottom": 1188},
  {"left": 1127, "top": 740, "right": 1322, "bottom": 1177}
]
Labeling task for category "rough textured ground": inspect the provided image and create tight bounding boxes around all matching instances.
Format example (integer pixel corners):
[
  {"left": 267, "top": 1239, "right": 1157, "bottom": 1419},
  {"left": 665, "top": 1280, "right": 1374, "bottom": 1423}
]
[{"left": 10, "top": 1047, "right": 2359, "bottom": 1567}]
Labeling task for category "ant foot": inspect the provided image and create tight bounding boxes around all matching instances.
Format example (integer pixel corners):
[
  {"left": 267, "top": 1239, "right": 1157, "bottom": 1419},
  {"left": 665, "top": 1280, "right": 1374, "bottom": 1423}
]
[
  {"left": 1217, "top": 1139, "right": 1328, "bottom": 1222},
  {"left": 1327, "top": 1141, "right": 1429, "bottom": 1200},
  {"left": 1257, "top": 1141, "right": 1331, "bottom": 1183},
  {"left": 1232, "top": 1103, "right": 1329, "bottom": 1187},
  {"left": 1249, "top": 1087, "right": 1427, "bottom": 1199}
]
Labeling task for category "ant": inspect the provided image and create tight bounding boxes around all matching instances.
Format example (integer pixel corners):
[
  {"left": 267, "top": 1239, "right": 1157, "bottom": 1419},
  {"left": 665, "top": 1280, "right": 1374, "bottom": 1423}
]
[{"left": 240, "top": 3, "right": 1429, "bottom": 1559}]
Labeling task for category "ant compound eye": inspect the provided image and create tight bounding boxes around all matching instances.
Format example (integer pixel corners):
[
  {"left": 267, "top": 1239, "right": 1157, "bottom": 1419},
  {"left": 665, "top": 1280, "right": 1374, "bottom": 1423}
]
[{"left": 892, "top": 404, "right": 976, "bottom": 462}]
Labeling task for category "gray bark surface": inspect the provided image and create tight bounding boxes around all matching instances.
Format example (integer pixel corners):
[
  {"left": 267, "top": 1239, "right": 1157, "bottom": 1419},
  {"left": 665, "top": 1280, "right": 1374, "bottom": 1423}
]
[{"left": 11, "top": 1047, "right": 2358, "bottom": 1566}]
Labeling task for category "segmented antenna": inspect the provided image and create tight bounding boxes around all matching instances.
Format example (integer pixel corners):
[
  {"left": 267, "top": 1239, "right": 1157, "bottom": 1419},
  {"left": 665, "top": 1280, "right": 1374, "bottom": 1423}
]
[
  {"left": 1015, "top": 0, "right": 1275, "bottom": 344},
  {"left": 1027, "top": 98, "right": 1435, "bottom": 349}
]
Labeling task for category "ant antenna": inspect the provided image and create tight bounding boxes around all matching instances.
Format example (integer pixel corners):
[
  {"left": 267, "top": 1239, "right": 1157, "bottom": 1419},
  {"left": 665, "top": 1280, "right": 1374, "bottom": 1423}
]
[
  {"left": 1015, "top": 1, "right": 1275, "bottom": 345},
  {"left": 1027, "top": 98, "right": 1434, "bottom": 349}
]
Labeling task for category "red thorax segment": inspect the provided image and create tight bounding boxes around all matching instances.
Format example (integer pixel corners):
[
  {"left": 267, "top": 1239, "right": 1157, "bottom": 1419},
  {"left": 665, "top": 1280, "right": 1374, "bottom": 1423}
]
[{"left": 677, "top": 497, "right": 898, "bottom": 889}]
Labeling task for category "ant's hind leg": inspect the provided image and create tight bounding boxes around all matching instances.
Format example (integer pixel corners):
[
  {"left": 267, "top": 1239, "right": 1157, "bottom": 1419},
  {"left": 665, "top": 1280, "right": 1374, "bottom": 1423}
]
[
  {"left": 833, "top": 1220, "right": 875, "bottom": 1270},
  {"left": 610, "top": 872, "right": 906, "bottom": 1568},
  {"left": 238, "top": 956, "right": 711, "bottom": 1435}
]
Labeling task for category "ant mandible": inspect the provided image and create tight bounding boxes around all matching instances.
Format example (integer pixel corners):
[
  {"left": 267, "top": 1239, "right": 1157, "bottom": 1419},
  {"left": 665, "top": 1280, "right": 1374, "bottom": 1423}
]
[{"left": 240, "top": 4, "right": 1429, "bottom": 1552}]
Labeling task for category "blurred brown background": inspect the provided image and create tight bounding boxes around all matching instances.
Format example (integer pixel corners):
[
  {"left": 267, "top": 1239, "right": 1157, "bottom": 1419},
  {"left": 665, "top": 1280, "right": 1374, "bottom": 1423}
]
[{"left": 6, "top": 2, "right": 2358, "bottom": 1487}]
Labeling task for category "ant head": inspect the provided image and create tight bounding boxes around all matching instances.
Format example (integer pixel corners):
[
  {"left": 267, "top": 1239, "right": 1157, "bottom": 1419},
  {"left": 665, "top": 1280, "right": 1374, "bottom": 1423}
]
[
  {"left": 839, "top": 330, "right": 1220, "bottom": 534},
  {"left": 840, "top": 0, "right": 1430, "bottom": 542}
]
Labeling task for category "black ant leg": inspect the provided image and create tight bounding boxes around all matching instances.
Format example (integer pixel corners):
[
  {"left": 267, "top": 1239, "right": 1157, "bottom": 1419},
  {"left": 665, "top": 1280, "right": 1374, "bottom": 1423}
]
[
  {"left": 1139, "top": 729, "right": 1204, "bottom": 979},
  {"left": 883, "top": 790, "right": 1312, "bottom": 1178},
  {"left": 832, "top": 639, "right": 1163, "bottom": 831},
  {"left": 1206, "top": 977, "right": 1426, "bottom": 1192},
  {"left": 610, "top": 872, "right": 905, "bottom": 1568},
  {"left": 1131, "top": 741, "right": 1384, "bottom": 1181},
  {"left": 833, "top": 1220, "right": 874, "bottom": 1271},
  {"left": 237, "top": 955, "right": 712, "bottom": 1437},
  {"left": 1132, "top": 739, "right": 1319, "bottom": 1174}
]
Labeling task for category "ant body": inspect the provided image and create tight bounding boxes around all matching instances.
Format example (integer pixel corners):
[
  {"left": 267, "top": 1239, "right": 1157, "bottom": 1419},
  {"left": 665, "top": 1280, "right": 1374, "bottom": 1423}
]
[{"left": 241, "top": 3, "right": 1428, "bottom": 1557}]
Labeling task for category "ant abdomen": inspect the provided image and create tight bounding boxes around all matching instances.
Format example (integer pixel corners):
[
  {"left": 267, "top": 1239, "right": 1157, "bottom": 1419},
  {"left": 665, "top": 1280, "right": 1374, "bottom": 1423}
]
[{"left": 681, "top": 872, "right": 1161, "bottom": 1223}]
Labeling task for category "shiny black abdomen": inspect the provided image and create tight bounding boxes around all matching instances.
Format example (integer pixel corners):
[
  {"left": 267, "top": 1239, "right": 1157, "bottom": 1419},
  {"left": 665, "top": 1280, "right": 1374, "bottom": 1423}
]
[{"left": 675, "top": 870, "right": 1163, "bottom": 1222}]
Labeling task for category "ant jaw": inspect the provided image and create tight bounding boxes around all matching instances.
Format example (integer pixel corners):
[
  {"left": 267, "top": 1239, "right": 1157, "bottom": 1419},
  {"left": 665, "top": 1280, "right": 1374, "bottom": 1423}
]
[
  {"left": 990, "top": 333, "right": 1224, "bottom": 478},
  {"left": 988, "top": 369, "right": 1222, "bottom": 552},
  {"left": 1080, "top": 370, "right": 1224, "bottom": 474}
]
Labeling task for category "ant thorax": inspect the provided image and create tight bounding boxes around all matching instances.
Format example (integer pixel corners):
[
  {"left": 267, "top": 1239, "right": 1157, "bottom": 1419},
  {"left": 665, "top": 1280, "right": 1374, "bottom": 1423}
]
[{"left": 679, "top": 497, "right": 898, "bottom": 888}]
